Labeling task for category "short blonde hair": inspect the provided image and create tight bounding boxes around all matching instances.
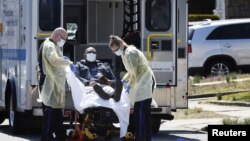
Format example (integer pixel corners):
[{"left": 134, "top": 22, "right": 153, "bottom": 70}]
[{"left": 109, "top": 35, "right": 124, "bottom": 47}]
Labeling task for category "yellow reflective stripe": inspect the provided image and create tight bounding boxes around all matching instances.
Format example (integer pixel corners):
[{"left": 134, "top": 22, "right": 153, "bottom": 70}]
[
  {"left": 37, "top": 32, "right": 52, "bottom": 38},
  {"left": 178, "top": 39, "right": 181, "bottom": 44},
  {"left": 146, "top": 34, "right": 173, "bottom": 60}
]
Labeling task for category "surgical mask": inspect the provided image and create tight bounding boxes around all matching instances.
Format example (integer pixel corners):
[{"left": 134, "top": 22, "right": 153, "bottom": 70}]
[
  {"left": 86, "top": 53, "right": 96, "bottom": 62},
  {"left": 114, "top": 48, "right": 123, "bottom": 56},
  {"left": 57, "top": 39, "right": 65, "bottom": 47}
]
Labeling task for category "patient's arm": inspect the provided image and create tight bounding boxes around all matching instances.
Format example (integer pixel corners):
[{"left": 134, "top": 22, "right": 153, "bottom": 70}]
[{"left": 99, "top": 76, "right": 112, "bottom": 86}]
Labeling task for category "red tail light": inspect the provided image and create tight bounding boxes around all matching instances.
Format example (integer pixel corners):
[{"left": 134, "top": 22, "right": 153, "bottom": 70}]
[{"left": 188, "top": 43, "right": 192, "bottom": 53}]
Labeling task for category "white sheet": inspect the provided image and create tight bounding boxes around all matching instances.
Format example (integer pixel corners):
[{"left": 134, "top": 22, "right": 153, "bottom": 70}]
[{"left": 65, "top": 68, "right": 130, "bottom": 137}]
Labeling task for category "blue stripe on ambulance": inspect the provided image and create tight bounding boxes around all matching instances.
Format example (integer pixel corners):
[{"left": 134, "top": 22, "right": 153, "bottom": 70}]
[{"left": 0, "top": 49, "right": 26, "bottom": 61}]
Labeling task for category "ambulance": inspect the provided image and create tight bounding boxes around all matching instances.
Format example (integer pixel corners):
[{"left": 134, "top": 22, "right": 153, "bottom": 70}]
[{"left": 0, "top": 0, "right": 188, "bottom": 134}]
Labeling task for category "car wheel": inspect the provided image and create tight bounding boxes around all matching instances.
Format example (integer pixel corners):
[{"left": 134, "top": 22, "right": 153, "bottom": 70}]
[
  {"left": 206, "top": 60, "right": 232, "bottom": 76},
  {"left": 8, "top": 92, "right": 22, "bottom": 134}
]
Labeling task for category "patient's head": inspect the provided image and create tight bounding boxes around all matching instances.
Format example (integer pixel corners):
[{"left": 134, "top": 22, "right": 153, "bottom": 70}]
[{"left": 84, "top": 47, "right": 97, "bottom": 62}]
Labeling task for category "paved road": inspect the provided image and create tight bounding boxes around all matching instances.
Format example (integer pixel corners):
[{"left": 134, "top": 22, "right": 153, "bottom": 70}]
[
  {"left": 0, "top": 119, "right": 208, "bottom": 141},
  {"left": 2, "top": 98, "right": 248, "bottom": 141}
]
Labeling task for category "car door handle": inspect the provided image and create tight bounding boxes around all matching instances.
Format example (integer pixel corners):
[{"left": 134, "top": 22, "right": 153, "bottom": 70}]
[{"left": 223, "top": 44, "right": 231, "bottom": 48}]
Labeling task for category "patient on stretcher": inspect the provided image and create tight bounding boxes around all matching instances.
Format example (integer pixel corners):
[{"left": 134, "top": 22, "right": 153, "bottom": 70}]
[
  {"left": 66, "top": 68, "right": 130, "bottom": 138},
  {"left": 74, "top": 47, "right": 123, "bottom": 102}
]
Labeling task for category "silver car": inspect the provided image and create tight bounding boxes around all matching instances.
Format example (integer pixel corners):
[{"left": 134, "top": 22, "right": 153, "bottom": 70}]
[{"left": 188, "top": 19, "right": 250, "bottom": 76}]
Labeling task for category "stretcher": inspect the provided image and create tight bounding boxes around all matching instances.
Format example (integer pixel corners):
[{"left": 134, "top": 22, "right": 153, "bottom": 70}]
[{"left": 64, "top": 70, "right": 133, "bottom": 141}]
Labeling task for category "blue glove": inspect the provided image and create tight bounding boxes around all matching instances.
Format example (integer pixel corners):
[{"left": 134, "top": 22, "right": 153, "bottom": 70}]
[
  {"left": 121, "top": 79, "right": 127, "bottom": 83},
  {"left": 125, "top": 85, "right": 130, "bottom": 94},
  {"left": 70, "top": 64, "right": 76, "bottom": 72}
]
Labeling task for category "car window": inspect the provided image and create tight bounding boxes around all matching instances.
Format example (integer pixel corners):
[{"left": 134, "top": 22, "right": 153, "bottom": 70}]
[
  {"left": 207, "top": 23, "right": 250, "bottom": 40},
  {"left": 188, "top": 29, "right": 194, "bottom": 40},
  {"left": 243, "top": 23, "right": 250, "bottom": 39},
  {"left": 39, "top": 0, "right": 61, "bottom": 31},
  {"left": 146, "top": 0, "right": 171, "bottom": 31},
  {"left": 206, "top": 26, "right": 223, "bottom": 40}
]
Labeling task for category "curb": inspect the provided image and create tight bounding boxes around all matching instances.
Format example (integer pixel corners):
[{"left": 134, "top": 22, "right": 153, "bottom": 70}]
[
  {"left": 188, "top": 89, "right": 250, "bottom": 99},
  {"left": 203, "top": 101, "right": 250, "bottom": 107}
]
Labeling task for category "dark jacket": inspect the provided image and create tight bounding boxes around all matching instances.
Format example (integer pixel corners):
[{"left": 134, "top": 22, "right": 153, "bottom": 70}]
[{"left": 75, "top": 60, "right": 115, "bottom": 86}]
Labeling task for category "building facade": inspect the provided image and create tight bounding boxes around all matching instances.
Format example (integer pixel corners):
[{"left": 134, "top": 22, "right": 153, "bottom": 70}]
[{"left": 225, "top": 0, "right": 250, "bottom": 19}]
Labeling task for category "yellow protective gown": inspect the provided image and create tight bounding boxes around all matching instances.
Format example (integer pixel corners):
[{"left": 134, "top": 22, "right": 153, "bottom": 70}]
[
  {"left": 41, "top": 38, "right": 72, "bottom": 108},
  {"left": 121, "top": 45, "right": 155, "bottom": 105}
]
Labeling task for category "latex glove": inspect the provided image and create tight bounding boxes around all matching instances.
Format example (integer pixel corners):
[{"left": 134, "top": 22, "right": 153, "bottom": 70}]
[
  {"left": 121, "top": 79, "right": 128, "bottom": 88},
  {"left": 63, "top": 56, "right": 73, "bottom": 65},
  {"left": 125, "top": 85, "right": 130, "bottom": 94},
  {"left": 121, "top": 79, "right": 127, "bottom": 83},
  {"left": 70, "top": 64, "right": 76, "bottom": 72}
]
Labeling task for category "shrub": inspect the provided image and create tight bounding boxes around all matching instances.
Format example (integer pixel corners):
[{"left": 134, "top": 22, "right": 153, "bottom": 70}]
[
  {"left": 193, "top": 75, "right": 202, "bottom": 83},
  {"left": 193, "top": 107, "right": 203, "bottom": 113},
  {"left": 223, "top": 118, "right": 239, "bottom": 125},
  {"left": 226, "top": 72, "right": 237, "bottom": 83},
  {"left": 184, "top": 107, "right": 203, "bottom": 115},
  {"left": 226, "top": 75, "right": 231, "bottom": 83},
  {"left": 231, "top": 73, "right": 237, "bottom": 80},
  {"left": 244, "top": 118, "right": 250, "bottom": 125},
  {"left": 217, "top": 93, "right": 223, "bottom": 100},
  {"left": 189, "top": 14, "right": 219, "bottom": 22}
]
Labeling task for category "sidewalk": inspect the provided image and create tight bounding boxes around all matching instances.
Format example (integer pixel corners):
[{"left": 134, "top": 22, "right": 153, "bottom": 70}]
[{"left": 203, "top": 100, "right": 250, "bottom": 107}]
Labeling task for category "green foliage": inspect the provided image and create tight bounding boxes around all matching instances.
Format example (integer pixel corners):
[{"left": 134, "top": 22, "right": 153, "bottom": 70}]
[
  {"left": 226, "top": 75, "right": 231, "bottom": 83},
  {"left": 226, "top": 72, "right": 237, "bottom": 83},
  {"left": 185, "top": 107, "right": 203, "bottom": 115},
  {"left": 223, "top": 92, "right": 250, "bottom": 102},
  {"left": 223, "top": 117, "right": 250, "bottom": 125},
  {"left": 231, "top": 73, "right": 237, "bottom": 80},
  {"left": 193, "top": 75, "right": 202, "bottom": 83},
  {"left": 244, "top": 118, "right": 250, "bottom": 125},
  {"left": 217, "top": 93, "right": 223, "bottom": 100},
  {"left": 223, "top": 118, "right": 239, "bottom": 125},
  {"left": 189, "top": 14, "right": 220, "bottom": 22}
]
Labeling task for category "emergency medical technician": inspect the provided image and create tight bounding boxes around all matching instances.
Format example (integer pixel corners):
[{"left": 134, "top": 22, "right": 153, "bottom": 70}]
[
  {"left": 109, "top": 35, "right": 156, "bottom": 141},
  {"left": 38, "top": 27, "right": 72, "bottom": 141}
]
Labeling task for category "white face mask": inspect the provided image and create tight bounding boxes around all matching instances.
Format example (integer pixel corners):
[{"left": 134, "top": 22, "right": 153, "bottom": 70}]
[
  {"left": 57, "top": 39, "right": 65, "bottom": 47},
  {"left": 86, "top": 53, "right": 96, "bottom": 62},
  {"left": 114, "top": 48, "right": 123, "bottom": 56}
]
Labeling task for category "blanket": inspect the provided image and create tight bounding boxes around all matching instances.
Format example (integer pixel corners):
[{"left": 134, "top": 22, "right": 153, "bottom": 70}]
[{"left": 65, "top": 67, "right": 130, "bottom": 137}]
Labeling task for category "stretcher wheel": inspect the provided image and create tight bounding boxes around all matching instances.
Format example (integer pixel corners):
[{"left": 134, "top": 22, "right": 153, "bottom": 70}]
[{"left": 125, "top": 132, "right": 135, "bottom": 140}]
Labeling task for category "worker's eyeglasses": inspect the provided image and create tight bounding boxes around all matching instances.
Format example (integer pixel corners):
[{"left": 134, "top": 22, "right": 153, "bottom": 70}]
[{"left": 87, "top": 51, "right": 96, "bottom": 54}]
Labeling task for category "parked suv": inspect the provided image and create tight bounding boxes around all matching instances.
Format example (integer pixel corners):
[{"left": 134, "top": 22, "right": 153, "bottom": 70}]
[{"left": 188, "top": 19, "right": 250, "bottom": 76}]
